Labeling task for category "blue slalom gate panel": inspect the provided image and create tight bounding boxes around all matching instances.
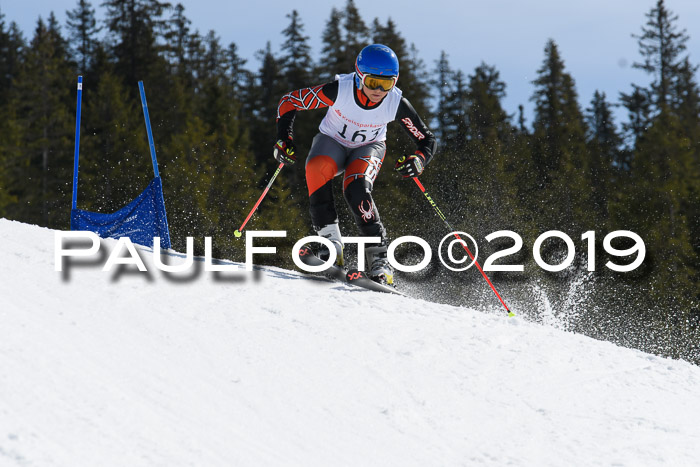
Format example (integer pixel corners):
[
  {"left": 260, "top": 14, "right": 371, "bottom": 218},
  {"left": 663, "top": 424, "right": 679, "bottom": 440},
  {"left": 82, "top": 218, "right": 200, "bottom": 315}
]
[
  {"left": 70, "top": 77, "right": 171, "bottom": 249},
  {"left": 71, "top": 176, "right": 171, "bottom": 249}
]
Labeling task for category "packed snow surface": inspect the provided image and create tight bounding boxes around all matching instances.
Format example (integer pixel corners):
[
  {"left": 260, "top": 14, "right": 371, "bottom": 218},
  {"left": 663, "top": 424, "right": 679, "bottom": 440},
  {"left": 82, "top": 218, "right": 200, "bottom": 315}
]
[{"left": 1, "top": 218, "right": 699, "bottom": 466}]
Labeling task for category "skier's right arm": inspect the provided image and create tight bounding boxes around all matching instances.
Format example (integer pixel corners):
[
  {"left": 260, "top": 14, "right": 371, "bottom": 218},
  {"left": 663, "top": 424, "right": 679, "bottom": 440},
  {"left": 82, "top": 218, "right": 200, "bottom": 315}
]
[{"left": 274, "top": 81, "right": 339, "bottom": 166}]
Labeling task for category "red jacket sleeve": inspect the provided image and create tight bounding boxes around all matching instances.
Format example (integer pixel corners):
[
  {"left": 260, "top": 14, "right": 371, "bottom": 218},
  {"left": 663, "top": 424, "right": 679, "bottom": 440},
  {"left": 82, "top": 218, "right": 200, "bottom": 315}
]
[{"left": 276, "top": 81, "right": 338, "bottom": 141}]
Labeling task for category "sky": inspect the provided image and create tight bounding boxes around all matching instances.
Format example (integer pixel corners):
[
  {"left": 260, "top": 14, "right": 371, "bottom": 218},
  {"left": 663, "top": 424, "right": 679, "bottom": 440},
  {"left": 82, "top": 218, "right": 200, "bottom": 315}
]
[{"left": 2, "top": 0, "right": 700, "bottom": 126}]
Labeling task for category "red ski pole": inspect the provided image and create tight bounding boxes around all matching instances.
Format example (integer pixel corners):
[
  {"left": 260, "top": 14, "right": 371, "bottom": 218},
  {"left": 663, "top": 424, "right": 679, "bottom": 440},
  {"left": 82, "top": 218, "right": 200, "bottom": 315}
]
[
  {"left": 234, "top": 162, "right": 284, "bottom": 238},
  {"left": 412, "top": 177, "right": 514, "bottom": 317}
]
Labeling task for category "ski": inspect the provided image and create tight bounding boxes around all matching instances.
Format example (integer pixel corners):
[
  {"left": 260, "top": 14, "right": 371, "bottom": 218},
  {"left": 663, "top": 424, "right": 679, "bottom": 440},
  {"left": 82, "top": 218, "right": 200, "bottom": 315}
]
[
  {"left": 298, "top": 246, "right": 347, "bottom": 282},
  {"left": 298, "top": 246, "right": 403, "bottom": 296},
  {"left": 345, "top": 268, "right": 403, "bottom": 295}
]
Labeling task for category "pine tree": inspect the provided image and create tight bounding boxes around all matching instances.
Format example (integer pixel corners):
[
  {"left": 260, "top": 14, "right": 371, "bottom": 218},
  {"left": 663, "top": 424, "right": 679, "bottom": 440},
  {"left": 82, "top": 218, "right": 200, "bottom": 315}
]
[
  {"left": 280, "top": 10, "right": 312, "bottom": 90},
  {"left": 248, "top": 42, "right": 284, "bottom": 170},
  {"left": 509, "top": 104, "right": 537, "bottom": 238},
  {"left": 47, "top": 13, "right": 70, "bottom": 56},
  {"left": 163, "top": 2, "right": 190, "bottom": 75},
  {"left": 78, "top": 68, "right": 150, "bottom": 214},
  {"left": 195, "top": 31, "right": 228, "bottom": 131},
  {"left": 447, "top": 69, "right": 469, "bottom": 149},
  {"left": 421, "top": 65, "right": 468, "bottom": 223},
  {"left": 460, "top": 63, "right": 519, "bottom": 235},
  {"left": 632, "top": 0, "right": 689, "bottom": 110},
  {"left": 318, "top": 7, "right": 344, "bottom": 82},
  {"left": 342, "top": 0, "right": 368, "bottom": 70},
  {"left": 623, "top": 112, "right": 698, "bottom": 311},
  {"left": 621, "top": 0, "right": 692, "bottom": 150},
  {"left": 162, "top": 115, "right": 212, "bottom": 254},
  {"left": 621, "top": 0, "right": 700, "bottom": 319},
  {"left": 226, "top": 42, "right": 248, "bottom": 96},
  {"left": 167, "top": 76, "right": 254, "bottom": 258},
  {"left": 585, "top": 91, "right": 621, "bottom": 222},
  {"left": 225, "top": 41, "right": 253, "bottom": 144},
  {"left": 465, "top": 63, "right": 509, "bottom": 142},
  {"left": 530, "top": 39, "right": 590, "bottom": 232},
  {"left": 0, "top": 13, "right": 24, "bottom": 99},
  {"left": 0, "top": 13, "right": 25, "bottom": 214},
  {"left": 156, "top": 5, "right": 195, "bottom": 143},
  {"left": 432, "top": 51, "right": 456, "bottom": 147},
  {"left": 670, "top": 57, "right": 700, "bottom": 281},
  {"left": 516, "top": 105, "right": 527, "bottom": 134},
  {"left": 5, "top": 16, "right": 74, "bottom": 227},
  {"left": 66, "top": 0, "right": 101, "bottom": 72},
  {"left": 531, "top": 40, "right": 586, "bottom": 181},
  {"left": 670, "top": 57, "right": 700, "bottom": 135},
  {"left": 619, "top": 85, "right": 651, "bottom": 157},
  {"left": 101, "top": 0, "right": 170, "bottom": 88}
]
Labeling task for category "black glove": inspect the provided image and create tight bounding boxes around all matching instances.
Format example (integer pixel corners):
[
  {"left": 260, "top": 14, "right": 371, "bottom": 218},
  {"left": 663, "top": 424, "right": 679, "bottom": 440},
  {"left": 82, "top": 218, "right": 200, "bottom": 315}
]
[
  {"left": 395, "top": 151, "right": 426, "bottom": 178},
  {"left": 273, "top": 139, "right": 297, "bottom": 166}
]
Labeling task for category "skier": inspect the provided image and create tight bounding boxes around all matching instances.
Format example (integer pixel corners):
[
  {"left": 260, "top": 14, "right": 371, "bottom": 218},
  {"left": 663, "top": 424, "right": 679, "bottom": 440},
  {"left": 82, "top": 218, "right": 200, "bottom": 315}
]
[{"left": 274, "top": 44, "right": 437, "bottom": 287}]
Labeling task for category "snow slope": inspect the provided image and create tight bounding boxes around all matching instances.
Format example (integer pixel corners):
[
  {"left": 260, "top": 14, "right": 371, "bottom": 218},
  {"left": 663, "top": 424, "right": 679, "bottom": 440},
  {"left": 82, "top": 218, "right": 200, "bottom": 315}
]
[{"left": 1, "top": 218, "right": 699, "bottom": 467}]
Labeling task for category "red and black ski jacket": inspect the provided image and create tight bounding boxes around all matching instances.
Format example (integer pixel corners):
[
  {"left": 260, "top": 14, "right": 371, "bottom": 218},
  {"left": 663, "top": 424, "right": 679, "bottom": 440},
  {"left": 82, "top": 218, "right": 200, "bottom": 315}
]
[{"left": 276, "top": 79, "right": 438, "bottom": 164}]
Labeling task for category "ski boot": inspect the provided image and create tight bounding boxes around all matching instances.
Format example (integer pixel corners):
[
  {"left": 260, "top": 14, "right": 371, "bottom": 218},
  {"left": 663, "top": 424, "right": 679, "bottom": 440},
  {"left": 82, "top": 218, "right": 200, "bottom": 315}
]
[
  {"left": 316, "top": 223, "right": 345, "bottom": 269},
  {"left": 365, "top": 240, "right": 394, "bottom": 287}
]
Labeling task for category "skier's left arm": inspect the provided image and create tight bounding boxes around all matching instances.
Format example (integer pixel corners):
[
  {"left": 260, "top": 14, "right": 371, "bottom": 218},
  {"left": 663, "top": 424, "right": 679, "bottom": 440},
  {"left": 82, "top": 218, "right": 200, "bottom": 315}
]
[{"left": 394, "top": 97, "right": 438, "bottom": 178}]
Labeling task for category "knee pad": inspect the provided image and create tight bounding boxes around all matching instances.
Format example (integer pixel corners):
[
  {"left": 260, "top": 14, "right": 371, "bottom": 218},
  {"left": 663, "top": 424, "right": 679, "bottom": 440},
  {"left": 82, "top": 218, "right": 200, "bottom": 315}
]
[
  {"left": 343, "top": 155, "right": 382, "bottom": 191},
  {"left": 343, "top": 178, "right": 386, "bottom": 238},
  {"left": 306, "top": 155, "right": 338, "bottom": 196}
]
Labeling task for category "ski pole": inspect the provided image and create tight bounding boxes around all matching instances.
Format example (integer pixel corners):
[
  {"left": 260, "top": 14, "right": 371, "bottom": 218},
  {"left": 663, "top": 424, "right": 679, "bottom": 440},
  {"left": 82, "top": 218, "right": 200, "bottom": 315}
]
[
  {"left": 234, "top": 162, "right": 285, "bottom": 238},
  {"left": 412, "top": 177, "right": 515, "bottom": 317}
]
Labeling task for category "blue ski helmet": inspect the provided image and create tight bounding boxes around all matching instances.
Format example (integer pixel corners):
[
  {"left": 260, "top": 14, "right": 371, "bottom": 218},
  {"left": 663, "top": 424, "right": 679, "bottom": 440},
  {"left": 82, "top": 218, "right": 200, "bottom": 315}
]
[{"left": 354, "top": 44, "right": 399, "bottom": 89}]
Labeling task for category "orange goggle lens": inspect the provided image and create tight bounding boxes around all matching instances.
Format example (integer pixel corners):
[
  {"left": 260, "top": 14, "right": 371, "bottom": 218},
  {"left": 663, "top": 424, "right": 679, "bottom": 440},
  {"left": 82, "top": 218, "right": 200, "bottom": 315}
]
[{"left": 362, "top": 74, "right": 396, "bottom": 91}]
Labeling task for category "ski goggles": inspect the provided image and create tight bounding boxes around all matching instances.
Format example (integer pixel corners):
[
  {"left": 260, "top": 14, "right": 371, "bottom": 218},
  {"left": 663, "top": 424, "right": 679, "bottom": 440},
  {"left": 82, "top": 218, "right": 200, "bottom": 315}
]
[{"left": 361, "top": 74, "right": 397, "bottom": 92}]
